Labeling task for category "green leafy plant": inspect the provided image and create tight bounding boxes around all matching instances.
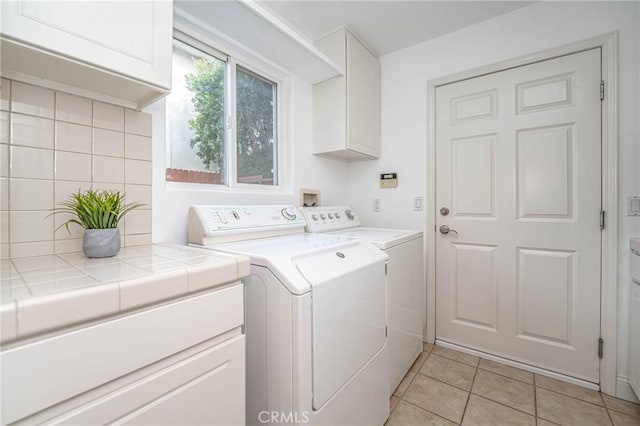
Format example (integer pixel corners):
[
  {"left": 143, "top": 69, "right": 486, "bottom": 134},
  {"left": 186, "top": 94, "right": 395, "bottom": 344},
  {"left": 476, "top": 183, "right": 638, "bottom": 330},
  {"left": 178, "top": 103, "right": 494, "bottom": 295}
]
[{"left": 52, "top": 189, "right": 143, "bottom": 232}]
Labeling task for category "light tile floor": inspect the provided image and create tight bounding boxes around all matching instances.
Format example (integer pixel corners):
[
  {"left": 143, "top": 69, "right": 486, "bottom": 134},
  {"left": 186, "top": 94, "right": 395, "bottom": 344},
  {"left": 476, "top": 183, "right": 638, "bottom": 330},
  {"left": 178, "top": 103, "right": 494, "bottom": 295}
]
[{"left": 387, "top": 343, "right": 640, "bottom": 426}]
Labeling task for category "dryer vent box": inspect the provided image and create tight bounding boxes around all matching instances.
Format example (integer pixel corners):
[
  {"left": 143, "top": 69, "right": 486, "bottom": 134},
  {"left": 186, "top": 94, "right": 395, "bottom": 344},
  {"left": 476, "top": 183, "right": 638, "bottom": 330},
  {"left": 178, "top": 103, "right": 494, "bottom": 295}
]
[
  {"left": 380, "top": 173, "right": 398, "bottom": 188},
  {"left": 300, "top": 188, "right": 321, "bottom": 207}
]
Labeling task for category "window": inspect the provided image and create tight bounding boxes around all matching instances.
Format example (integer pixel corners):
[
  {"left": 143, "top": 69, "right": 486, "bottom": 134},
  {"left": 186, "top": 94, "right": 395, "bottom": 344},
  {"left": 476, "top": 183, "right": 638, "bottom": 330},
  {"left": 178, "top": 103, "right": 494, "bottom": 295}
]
[{"left": 166, "top": 37, "right": 280, "bottom": 188}]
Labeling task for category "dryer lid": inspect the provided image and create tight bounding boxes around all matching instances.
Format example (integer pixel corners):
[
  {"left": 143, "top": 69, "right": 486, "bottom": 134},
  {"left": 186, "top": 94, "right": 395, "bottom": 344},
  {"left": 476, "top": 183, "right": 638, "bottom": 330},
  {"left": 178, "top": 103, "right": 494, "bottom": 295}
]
[{"left": 294, "top": 243, "right": 387, "bottom": 410}]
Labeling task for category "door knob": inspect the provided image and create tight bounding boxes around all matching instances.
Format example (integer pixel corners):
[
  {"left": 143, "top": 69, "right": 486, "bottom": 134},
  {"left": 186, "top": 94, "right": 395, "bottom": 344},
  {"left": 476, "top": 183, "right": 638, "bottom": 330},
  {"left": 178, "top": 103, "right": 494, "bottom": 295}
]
[{"left": 439, "top": 225, "right": 458, "bottom": 235}]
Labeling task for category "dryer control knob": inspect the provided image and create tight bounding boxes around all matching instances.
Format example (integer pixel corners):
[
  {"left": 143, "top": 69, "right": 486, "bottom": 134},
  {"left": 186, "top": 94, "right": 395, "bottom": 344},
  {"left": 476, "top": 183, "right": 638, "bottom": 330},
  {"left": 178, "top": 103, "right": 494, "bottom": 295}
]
[
  {"left": 311, "top": 214, "right": 319, "bottom": 221},
  {"left": 345, "top": 209, "right": 355, "bottom": 220},
  {"left": 320, "top": 213, "right": 327, "bottom": 220},
  {"left": 335, "top": 212, "right": 341, "bottom": 219},
  {"left": 328, "top": 213, "right": 334, "bottom": 219},
  {"left": 281, "top": 207, "right": 297, "bottom": 221}
]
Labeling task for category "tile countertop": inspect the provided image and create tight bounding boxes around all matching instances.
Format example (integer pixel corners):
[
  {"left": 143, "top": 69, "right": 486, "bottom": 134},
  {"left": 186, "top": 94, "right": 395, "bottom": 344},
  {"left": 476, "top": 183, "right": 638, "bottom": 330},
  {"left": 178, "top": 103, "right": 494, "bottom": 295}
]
[{"left": 0, "top": 244, "right": 250, "bottom": 344}]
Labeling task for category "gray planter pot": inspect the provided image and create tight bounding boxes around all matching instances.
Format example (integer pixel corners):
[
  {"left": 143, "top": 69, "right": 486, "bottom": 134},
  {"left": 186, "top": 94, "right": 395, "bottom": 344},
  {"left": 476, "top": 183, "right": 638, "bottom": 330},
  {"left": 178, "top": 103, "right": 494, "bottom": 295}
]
[{"left": 83, "top": 228, "right": 121, "bottom": 258}]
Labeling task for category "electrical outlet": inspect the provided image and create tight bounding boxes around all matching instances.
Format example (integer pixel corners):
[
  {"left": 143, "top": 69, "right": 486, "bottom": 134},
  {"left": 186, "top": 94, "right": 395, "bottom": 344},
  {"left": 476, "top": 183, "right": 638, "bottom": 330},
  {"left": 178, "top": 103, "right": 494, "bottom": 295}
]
[
  {"left": 414, "top": 196, "right": 424, "bottom": 211},
  {"left": 373, "top": 198, "right": 381, "bottom": 213}
]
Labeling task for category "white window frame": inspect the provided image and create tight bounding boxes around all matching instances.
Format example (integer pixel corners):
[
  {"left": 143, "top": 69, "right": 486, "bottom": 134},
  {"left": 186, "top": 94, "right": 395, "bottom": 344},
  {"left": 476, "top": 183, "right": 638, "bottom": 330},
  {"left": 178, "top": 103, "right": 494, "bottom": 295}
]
[{"left": 167, "top": 29, "right": 288, "bottom": 194}]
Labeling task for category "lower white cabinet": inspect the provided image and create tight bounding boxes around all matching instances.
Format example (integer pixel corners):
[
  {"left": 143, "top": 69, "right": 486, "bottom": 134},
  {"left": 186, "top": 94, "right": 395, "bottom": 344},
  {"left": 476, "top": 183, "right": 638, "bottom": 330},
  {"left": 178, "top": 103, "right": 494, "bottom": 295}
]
[
  {"left": 2, "top": 284, "right": 245, "bottom": 425},
  {"left": 47, "top": 335, "right": 245, "bottom": 426}
]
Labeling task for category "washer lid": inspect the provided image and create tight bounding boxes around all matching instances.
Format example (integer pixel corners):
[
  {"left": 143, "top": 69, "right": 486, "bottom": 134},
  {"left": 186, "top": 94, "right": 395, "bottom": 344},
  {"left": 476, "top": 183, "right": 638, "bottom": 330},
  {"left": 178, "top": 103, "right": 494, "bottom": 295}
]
[
  {"left": 328, "top": 227, "right": 423, "bottom": 249},
  {"left": 196, "top": 234, "right": 387, "bottom": 295},
  {"left": 294, "top": 244, "right": 387, "bottom": 410}
]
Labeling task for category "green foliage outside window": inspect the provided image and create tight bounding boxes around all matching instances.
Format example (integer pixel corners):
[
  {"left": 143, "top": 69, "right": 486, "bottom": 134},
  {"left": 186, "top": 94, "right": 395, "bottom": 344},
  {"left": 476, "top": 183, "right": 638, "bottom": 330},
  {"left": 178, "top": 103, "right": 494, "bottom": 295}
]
[
  {"left": 184, "top": 58, "right": 276, "bottom": 184},
  {"left": 184, "top": 58, "right": 225, "bottom": 172}
]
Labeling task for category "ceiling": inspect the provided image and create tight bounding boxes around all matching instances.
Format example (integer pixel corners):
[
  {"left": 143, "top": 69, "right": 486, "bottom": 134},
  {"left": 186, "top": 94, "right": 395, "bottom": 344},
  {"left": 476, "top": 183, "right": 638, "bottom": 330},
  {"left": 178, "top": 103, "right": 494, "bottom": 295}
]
[{"left": 261, "top": 1, "right": 535, "bottom": 56}]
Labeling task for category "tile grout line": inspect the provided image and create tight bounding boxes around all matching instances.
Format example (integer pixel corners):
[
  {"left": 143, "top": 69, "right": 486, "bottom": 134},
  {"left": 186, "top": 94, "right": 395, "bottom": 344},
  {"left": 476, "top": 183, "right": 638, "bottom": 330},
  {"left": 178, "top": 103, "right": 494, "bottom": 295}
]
[
  {"left": 400, "top": 398, "right": 459, "bottom": 425},
  {"left": 459, "top": 363, "right": 479, "bottom": 425},
  {"left": 476, "top": 364, "right": 535, "bottom": 385},
  {"left": 533, "top": 373, "right": 537, "bottom": 418},
  {"left": 536, "top": 385, "right": 610, "bottom": 410}
]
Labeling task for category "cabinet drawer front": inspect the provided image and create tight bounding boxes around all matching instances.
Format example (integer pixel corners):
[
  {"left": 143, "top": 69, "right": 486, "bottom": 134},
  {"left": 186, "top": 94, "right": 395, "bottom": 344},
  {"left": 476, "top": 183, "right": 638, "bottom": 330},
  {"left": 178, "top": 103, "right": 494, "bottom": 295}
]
[
  {"left": 49, "top": 335, "right": 245, "bottom": 426},
  {"left": 1, "top": 284, "right": 243, "bottom": 424}
]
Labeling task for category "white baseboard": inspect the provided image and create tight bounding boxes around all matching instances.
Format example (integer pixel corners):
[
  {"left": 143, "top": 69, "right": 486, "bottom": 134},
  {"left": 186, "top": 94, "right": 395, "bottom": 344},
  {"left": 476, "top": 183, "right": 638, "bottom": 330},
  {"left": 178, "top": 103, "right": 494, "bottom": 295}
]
[
  {"left": 616, "top": 376, "right": 640, "bottom": 403},
  {"left": 436, "top": 340, "right": 600, "bottom": 391}
]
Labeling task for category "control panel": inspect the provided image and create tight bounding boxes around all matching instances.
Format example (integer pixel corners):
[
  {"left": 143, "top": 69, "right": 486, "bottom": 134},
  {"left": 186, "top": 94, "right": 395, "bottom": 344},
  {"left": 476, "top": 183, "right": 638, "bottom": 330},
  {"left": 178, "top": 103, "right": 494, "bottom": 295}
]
[
  {"left": 188, "top": 205, "right": 306, "bottom": 245},
  {"left": 300, "top": 206, "right": 362, "bottom": 233}
]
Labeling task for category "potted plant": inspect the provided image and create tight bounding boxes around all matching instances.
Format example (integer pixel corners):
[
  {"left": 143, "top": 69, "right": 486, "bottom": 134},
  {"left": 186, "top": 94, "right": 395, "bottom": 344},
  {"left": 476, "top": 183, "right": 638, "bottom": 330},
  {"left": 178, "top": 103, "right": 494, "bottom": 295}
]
[{"left": 53, "top": 189, "right": 143, "bottom": 258}]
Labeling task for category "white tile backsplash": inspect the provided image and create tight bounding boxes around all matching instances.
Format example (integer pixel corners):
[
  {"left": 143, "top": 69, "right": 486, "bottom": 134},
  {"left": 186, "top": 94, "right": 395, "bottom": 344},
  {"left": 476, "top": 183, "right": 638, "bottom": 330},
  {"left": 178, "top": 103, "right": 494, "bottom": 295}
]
[
  {"left": 11, "top": 114, "right": 54, "bottom": 149},
  {"left": 124, "top": 184, "right": 152, "bottom": 207},
  {"left": 10, "top": 179, "right": 54, "bottom": 211},
  {"left": 55, "top": 92, "right": 92, "bottom": 126},
  {"left": 125, "top": 134, "right": 152, "bottom": 161},
  {"left": 54, "top": 213, "right": 84, "bottom": 240},
  {"left": 11, "top": 146, "right": 54, "bottom": 180},
  {"left": 93, "top": 155, "right": 125, "bottom": 184},
  {"left": 124, "top": 109, "right": 152, "bottom": 137},
  {"left": 54, "top": 238, "right": 83, "bottom": 255},
  {"left": 1, "top": 79, "right": 10, "bottom": 112},
  {"left": 125, "top": 209, "right": 152, "bottom": 235},
  {"left": 93, "top": 101, "right": 124, "bottom": 132},
  {"left": 55, "top": 122, "right": 92, "bottom": 154},
  {"left": 11, "top": 82, "right": 54, "bottom": 119},
  {"left": 93, "top": 128, "right": 124, "bottom": 157},
  {"left": 1, "top": 111, "right": 9, "bottom": 144},
  {"left": 125, "top": 159, "right": 152, "bottom": 185},
  {"left": 0, "top": 145, "right": 8, "bottom": 178},
  {"left": 9, "top": 211, "right": 54, "bottom": 243},
  {"left": 0, "top": 178, "right": 8, "bottom": 211},
  {"left": 124, "top": 233, "right": 152, "bottom": 247},
  {"left": 3, "top": 78, "right": 153, "bottom": 257},
  {"left": 54, "top": 180, "right": 91, "bottom": 205},
  {"left": 55, "top": 151, "right": 92, "bottom": 182},
  {"left": 1, "top": 211, "right": 8, "bottom": 244}
]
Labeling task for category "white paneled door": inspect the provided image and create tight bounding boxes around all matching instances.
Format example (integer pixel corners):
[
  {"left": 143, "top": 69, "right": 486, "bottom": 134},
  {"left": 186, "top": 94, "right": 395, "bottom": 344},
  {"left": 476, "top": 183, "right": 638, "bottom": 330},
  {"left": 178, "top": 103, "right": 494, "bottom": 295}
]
[{"left": 435, "top": 49, "right": 602, "bottom": 382}]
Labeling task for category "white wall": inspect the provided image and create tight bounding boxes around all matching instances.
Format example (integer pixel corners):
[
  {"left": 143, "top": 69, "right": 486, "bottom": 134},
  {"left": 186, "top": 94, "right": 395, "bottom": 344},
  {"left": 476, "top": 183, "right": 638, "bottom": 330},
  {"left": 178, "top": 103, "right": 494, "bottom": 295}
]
[
  {"left": 346, "top": 1, "right": 639, "bottom": 398},
  {"left": 150, "top": 74, "right": 349, "bottom": 244}
]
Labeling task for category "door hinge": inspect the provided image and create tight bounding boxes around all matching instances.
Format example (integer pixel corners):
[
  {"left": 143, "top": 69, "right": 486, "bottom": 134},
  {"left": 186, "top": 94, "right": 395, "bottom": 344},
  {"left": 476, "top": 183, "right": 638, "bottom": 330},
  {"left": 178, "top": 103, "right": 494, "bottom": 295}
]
[
  {"left": 385, "top": 263, "right": 388, "bottom": 276},
  {"left": 598, "top": 337, "right": 604, "bottom": 359},
  {"left": 600, "top": 210, "right": 605, "bottom": 230},
  {"left": 385, "top": 325, "right": 388, "bottom": 338},
  {"left": 600, "top": 81, "right": 605, "bottom": 101}
]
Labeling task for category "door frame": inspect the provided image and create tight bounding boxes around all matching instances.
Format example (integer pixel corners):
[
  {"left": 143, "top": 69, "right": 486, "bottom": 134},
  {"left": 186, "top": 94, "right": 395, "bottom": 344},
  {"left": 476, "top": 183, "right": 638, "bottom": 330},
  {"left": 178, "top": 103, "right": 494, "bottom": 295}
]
[{"left": 426, "top": 32, "right": 618, "bottom": 395}]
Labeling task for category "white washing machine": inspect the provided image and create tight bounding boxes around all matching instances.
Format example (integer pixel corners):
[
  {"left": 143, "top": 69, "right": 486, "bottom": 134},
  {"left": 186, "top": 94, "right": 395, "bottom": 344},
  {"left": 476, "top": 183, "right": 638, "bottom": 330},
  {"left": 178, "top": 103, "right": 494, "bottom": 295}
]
[
  {"left": 301, "top": 206, "right": 424, "bottom": 394},
  {"left": 188, "top": 205, "right": 390, "bottom": 426}
]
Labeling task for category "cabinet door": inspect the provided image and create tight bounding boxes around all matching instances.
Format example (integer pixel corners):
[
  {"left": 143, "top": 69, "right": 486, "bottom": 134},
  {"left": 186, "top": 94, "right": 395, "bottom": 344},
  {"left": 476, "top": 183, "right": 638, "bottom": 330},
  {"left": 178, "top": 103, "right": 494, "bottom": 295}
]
[
  {"left": 46, "top": 335, "right": 245, "bottom": 426},
  {"left": 0, "top": 0, "right": 172, "bottom": 89},
  {"left": 346, "top": 32, "right": 380, "bottom": 158}
]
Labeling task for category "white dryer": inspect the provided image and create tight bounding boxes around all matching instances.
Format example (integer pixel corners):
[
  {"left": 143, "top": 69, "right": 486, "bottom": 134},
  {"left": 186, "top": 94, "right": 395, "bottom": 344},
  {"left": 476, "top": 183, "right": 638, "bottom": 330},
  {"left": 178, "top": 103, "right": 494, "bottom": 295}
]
[
  {"left": 188, "top": 205, "right": 390, "bottom": 426},
  {"left": 301, "top": 206, "right": 424, "bottom": 394}
]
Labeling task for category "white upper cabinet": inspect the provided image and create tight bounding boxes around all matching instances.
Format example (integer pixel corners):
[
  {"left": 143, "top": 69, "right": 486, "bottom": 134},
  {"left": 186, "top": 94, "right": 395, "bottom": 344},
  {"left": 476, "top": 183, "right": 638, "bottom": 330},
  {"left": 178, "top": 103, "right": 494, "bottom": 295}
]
[
  {"left": 313, "top": 28, "right": 380, "bottom": 161},
  {"left": 0, "top": 0, "right": 173, "bottom": 108}
]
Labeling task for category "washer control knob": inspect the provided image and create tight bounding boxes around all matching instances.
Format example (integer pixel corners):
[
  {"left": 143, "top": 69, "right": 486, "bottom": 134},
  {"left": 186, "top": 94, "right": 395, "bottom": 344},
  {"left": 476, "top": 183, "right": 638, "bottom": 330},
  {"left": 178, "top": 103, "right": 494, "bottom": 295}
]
[
  {"left": 311, "top": 214, "right": 319, "bottom": 221},
  {"left": 328, "top": 213, "right": 334, "bottom": 219},
  {"left": 281, "top": 207, "right": 297, "bottom": 221},
  {"left": 345, "top": 209, "right": 355, "bottom": 220},
  {"left": 320, "top": 213, "right": 327, "bottom": 220},
  {"left": 335, "top": 212, "right": 341, "bottom": 219}
]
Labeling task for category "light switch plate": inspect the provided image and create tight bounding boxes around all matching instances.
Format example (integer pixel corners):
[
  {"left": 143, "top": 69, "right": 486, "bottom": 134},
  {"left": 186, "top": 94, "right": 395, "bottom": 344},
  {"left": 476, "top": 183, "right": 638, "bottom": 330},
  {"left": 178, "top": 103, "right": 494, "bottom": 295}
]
[{"left": 627, "top": 195, "right": 640, "bottom": 216}]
